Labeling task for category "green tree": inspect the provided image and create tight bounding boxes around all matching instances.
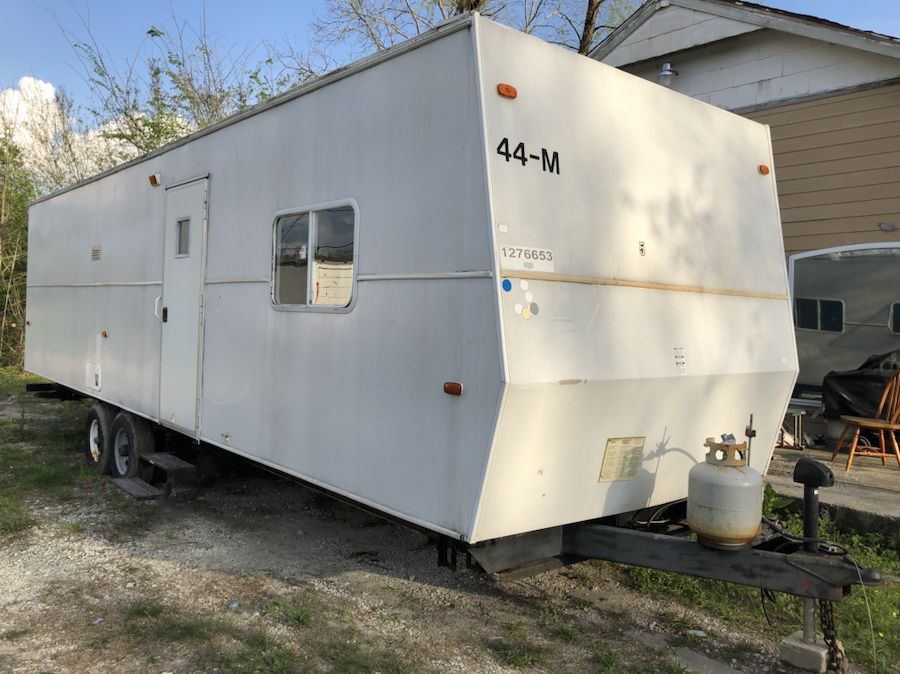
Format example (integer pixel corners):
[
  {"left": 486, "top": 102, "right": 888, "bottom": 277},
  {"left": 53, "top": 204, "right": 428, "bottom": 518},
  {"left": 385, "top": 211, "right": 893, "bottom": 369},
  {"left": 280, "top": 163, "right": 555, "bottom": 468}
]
[
  {"left": 0, "top": 135, "right": 34, "bottom": 367},
  {"left": 66, "top": 12, "right": 291, "bottom": 156}
]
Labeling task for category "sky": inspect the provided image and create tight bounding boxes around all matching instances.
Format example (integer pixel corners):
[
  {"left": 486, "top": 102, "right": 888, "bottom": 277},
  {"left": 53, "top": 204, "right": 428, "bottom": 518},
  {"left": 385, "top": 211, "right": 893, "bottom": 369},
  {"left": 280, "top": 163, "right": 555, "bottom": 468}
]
[{"left": 1, "top": 0, "right": 899, "bottom": 112}]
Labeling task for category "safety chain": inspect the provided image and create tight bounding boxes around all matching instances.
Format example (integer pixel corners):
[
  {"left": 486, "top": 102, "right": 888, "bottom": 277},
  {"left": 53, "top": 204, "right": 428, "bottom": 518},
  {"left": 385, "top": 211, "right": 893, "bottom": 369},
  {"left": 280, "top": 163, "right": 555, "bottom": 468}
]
[{"left": 819, "top": 599, "right": 847, "bottom": 674}]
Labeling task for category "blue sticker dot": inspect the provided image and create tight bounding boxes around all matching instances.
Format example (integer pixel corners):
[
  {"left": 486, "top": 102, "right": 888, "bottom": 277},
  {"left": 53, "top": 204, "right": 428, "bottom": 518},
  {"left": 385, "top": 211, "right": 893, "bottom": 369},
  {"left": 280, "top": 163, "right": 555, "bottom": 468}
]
[{"left": 502, "top": 279, "right": 512, "bottom": 292}]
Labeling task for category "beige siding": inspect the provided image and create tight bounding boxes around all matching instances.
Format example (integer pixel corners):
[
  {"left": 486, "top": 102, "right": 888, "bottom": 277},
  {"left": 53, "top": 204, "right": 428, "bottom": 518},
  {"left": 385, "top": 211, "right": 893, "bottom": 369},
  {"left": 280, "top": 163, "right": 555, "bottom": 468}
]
[{"left": 746, "top": 84, "right": 900, "bottom": 254}]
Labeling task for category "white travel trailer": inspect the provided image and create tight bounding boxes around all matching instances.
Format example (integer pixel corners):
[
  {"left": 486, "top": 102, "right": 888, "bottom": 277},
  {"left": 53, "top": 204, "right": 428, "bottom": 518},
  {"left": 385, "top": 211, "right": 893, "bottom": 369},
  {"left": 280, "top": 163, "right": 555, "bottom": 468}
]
[
  {"left": 24, "top": 14, "right": 798, "bottom": 550},
  {"left": 789, "top": 244, "right": 900, "bottom": 393}
]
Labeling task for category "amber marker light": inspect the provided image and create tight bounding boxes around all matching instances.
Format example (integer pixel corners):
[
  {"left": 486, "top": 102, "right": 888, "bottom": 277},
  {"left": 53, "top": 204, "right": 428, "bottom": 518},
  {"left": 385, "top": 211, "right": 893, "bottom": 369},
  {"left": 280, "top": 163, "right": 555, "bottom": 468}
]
[
  {"left": 148, "top": 173, "right": 161, "bottom": 186},
  {"left": 497, "top": 83, "right": 518, "bottom": 99},
  {"left": 443, "top": 382, "right": 463, "bottom": 396},
  {"left": 758, "top": 164, "right": 770, "bottom": 175}
]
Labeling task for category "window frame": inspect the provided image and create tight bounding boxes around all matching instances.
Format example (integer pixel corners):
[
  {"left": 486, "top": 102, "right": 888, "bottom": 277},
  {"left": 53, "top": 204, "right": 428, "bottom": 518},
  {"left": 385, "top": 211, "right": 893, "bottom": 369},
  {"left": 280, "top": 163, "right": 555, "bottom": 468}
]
[
  {"left": 793, "top": 296, "right": 845, "bottom": 334},
  {"left": 270, "top": 198, "right": 359, "bottom": 313}
]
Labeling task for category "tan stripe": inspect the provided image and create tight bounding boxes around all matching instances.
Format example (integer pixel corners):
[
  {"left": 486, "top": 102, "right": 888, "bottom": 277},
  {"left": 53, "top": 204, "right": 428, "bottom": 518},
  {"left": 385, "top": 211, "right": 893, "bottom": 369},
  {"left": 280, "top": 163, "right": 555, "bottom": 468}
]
[{"left": 501, "top": 270, "right": 788, "bottom": 301}]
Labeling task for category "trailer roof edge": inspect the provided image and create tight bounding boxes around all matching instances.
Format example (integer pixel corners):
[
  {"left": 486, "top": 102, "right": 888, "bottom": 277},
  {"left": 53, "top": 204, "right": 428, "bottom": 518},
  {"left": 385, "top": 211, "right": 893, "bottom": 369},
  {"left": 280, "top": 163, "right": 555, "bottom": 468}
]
[{"left": 29, "top": 12, "right": 477, "bottom": 207}]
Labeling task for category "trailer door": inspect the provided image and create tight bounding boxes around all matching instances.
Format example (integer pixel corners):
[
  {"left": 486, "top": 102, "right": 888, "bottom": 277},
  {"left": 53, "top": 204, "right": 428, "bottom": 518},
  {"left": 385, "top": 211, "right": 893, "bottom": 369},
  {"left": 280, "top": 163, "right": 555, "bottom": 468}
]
[{"left": 159, "top": 177, "right": 208, "bottom": 436}]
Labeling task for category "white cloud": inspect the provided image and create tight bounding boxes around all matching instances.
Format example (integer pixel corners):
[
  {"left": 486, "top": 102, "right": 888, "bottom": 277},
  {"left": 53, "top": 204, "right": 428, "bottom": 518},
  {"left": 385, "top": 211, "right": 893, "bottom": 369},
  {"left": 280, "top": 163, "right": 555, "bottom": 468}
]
[
  {"left": 0, "top": 76, "right": 134, "bottom": 193},
  {"left": 0, "top": 76, "right": 57, "bottom": 149}
]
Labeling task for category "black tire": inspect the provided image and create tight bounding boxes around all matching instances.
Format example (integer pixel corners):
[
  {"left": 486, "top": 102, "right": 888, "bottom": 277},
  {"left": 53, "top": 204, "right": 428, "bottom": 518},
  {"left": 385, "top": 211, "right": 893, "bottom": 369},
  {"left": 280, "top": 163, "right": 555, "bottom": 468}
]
[
  {"left": 83, "top": 402, "right": 115, "bottom": 474},
  {"left": 109, "top": 412, "right": 156, "bottom": 480}
]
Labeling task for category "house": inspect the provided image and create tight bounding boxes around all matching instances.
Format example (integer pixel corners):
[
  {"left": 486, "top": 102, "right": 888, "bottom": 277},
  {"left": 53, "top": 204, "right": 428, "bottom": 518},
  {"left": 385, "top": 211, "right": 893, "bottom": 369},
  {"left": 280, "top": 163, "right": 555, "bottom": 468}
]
[{"left": 593, "top": 0, "right": 900, "bottom": 391}]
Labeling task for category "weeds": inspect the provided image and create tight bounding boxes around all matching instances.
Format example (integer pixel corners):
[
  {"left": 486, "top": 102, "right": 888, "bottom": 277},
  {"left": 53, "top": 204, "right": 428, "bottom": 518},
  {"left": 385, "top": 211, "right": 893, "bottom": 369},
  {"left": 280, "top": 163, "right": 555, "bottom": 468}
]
[
  {"left": 123, "top": 598, "right": 165, "bottom": 620},
  {"left": 264, "top": 597, "right": 313, "bottom": 627},
  {"left": 491, "top": 622, "right": 546, "bottom": 668},
  {"left": 0, "top": 493, "right": 35, "bottom": 535},
  {"left": 538, "top": 605, "right": 577, "bottom": 643},
  {"left": 123, "top": 597, "right": 222, "bottom": 643},
  {"left": 0, "top": 367, "right": 93, "bottom": 537},
  {"left": 200, "top": 637, "right": 300, "bottom": 674},
  {"left": 60, "top": 521, "right": 85, "bottom": 535},
  {"left": 593, "top": 648, "right": 620, "bottom": 673}
]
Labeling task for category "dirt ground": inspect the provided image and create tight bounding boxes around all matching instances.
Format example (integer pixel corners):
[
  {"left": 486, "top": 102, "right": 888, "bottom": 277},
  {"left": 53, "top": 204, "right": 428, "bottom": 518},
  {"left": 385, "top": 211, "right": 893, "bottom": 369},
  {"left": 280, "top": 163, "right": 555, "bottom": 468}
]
[{"left": 0, "top": 395, "right": 826, "bottom": 673}]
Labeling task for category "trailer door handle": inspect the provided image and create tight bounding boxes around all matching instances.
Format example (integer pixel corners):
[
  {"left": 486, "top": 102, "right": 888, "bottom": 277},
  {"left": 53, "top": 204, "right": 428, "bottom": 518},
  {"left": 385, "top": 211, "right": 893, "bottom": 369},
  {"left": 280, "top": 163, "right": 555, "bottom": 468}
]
[
  {"left": 154, "top": 295, "right": 162, "bottom": 319},
  {"left": 162, "top": 307, "right": 168, "bottom": 323}
]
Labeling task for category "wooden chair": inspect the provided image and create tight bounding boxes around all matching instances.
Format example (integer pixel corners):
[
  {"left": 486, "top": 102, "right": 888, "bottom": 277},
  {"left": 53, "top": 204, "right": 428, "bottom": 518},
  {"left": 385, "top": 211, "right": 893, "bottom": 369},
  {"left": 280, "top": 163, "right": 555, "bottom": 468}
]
[{"left": 831, "top": 371, "right": 900, "bottom": 471}]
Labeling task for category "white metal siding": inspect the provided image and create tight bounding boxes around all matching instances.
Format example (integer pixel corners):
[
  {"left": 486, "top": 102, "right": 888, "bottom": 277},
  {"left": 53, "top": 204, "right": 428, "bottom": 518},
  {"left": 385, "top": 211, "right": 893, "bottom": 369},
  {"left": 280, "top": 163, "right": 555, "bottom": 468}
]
[
  {"left": 472, "top": 19, "right": 796, "bottom": 542},
  {"left": 26, "top": 24, "right": 502, "bottom": 540}
]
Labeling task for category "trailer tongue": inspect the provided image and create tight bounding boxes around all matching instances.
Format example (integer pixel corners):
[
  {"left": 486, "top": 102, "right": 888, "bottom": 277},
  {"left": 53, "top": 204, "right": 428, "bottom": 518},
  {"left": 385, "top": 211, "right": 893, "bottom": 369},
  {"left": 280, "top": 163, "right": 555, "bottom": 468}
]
[{"left": 462, "top": 453, "right": 879, "bottom": 674}]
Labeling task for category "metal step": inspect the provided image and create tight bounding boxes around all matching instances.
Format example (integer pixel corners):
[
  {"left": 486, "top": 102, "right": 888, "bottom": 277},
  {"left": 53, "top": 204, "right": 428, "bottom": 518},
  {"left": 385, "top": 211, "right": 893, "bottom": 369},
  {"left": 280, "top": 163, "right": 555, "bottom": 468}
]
[
  {"left": 140, "top": 452, "right": 197, "bottom": 477},
  {"left": 111, "top": 477, "right": 163, "bottom": 500}
]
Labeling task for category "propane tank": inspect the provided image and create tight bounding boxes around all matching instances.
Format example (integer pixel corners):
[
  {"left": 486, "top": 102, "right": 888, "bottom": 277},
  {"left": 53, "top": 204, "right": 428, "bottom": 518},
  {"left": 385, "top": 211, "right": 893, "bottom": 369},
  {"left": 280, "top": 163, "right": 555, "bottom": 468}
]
[{"left": 687, "top": 436, "right": 764, "bottom": 550}]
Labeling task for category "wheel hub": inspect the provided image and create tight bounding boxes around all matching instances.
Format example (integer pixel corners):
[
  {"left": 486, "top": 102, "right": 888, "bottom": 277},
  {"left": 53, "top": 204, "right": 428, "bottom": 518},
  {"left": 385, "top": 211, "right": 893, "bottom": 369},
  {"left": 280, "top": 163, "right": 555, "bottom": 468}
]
[
  {"left": 89, "top": 419, "right": 101, "bottom": 462},
  {"left": 114, "top": 428, "right": 131, "bottom": 475}
]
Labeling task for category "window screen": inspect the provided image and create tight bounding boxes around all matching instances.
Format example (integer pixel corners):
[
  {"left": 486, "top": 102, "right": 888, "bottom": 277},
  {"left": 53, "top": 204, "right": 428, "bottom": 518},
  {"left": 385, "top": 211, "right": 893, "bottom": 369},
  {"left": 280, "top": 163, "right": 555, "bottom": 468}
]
[
  {"left": 274, "top": 213, "right": 310, "bottom": 305},
  {"left": 272, "top": 206, "right": 355, "bottom": 308},
  {"left": 176, "top": 218, "right": 190, "bottom": 256}
]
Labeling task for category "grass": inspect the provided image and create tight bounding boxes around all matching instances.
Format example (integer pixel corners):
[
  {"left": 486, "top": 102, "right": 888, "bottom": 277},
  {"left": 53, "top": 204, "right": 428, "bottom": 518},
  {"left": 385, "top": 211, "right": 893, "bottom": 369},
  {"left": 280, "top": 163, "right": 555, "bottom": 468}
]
[
  {"left": 593, "top": 648, "right": 620, "bottom": 673},
  {"left": 0, "top": 367, "right": 159, "bottom": 541},
  {"left": 264, "top": 597, "right": 313, "bottom": 627},
  {"left": 624, "top": 486, "right": 900, "bottom": 674},
  {"left": 0, "top": 493, "right": 36, "bottom": 535},
  {"left": 315, "top": 628, "right": 412, "bottom": 674},
  {"left": 123, "top": 598, "right": 220, "bottom": 642},
  {"left": 490, "top": 621, "right": 547, "bottom": 668},
  {"left": 60, "top": 521, "right": 85, "bottom": 535},
  {"left": 538, "top": 605, "right": 578, "bottom": 643},
  {"left": 123, "top": 598, "right": 403, "bottom": 673},
  {"left": 198, "top": 632, "right": 300, "bottom": 674},
  {"left": 0, "top": 367, "right": 95, "bottom": 537}
]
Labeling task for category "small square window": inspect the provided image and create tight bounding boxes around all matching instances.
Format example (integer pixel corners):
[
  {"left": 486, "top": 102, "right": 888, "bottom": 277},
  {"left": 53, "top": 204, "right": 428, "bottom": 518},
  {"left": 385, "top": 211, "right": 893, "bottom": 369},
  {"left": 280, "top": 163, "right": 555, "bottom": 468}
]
[
  {"left": 176, "top": 218, "right": 190, "bottom": 256},
  {"left": 273, "top": 206, "right": 355, "bottom": 308},
  {"left": 795, "top": 297, "right": 843, "bottom": 332}
]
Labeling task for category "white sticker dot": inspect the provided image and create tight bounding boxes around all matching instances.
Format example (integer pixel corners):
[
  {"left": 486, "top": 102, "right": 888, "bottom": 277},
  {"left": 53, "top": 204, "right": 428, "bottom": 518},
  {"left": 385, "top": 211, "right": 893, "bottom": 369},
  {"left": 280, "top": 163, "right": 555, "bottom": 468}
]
[
  {"left": 520, "top": 280, "right": 529, "bottom": 290},
  {"left": 525, "top": 292, "right": 533, "bottom": 303},
  {"left": 514, "top": 303, "right": 523, "bottom": 314}
]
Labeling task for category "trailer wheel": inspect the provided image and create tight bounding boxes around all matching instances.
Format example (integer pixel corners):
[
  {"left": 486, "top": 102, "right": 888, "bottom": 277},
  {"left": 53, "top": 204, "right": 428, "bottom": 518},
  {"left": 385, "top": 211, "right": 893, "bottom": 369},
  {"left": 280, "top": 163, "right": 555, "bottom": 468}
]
[
  {"left": 110, "top": 412, "right": 155, "bottom": 480},
  {"left": 83, "top": 403, "right": 115, "bottom": 474}
]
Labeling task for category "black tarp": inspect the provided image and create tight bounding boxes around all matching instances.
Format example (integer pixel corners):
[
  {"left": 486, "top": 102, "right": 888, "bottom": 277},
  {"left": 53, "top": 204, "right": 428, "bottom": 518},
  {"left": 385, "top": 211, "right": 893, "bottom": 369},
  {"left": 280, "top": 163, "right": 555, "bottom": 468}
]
[{"left": 822, "top": 350, "right": 900, "bottom": 420}]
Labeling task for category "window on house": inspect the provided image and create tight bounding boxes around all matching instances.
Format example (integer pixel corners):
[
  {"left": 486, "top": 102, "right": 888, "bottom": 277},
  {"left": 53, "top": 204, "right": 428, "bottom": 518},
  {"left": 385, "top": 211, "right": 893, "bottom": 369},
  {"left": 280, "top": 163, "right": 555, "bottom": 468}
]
[
  {"left": 273, "top": 205, "right": 355, "bottom": 308},
  {"left": 794, "top": 297, "right": 843, "bottom": 333}
]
